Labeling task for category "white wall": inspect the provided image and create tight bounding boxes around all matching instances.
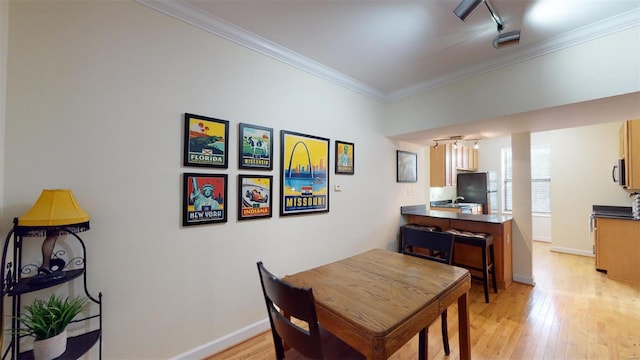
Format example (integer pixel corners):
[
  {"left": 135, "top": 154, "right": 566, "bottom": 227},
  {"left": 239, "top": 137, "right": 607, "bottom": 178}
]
[
  {"left": 2, "top": 2, "right": 426, "bottom": 358},
  {"left": 478, "top": 122, "right": 633, "bottom": 256},
  {"left": 549, "top": 122, "right": 634, "bottom": 255},
  {"left": 0, "top": 0, "right": 7, "bottom": 219},
  {"left": 385, "top": 27, "right": 640, "bottom": 137},
  {"left": 511, "top": 133, "right": 533, "bottom": 285}
]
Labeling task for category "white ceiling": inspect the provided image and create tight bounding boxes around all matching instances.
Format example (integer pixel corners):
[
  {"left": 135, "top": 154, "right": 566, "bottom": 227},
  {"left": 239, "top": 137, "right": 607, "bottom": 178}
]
[{"left": 139, "top": 0, "right": 640, "bottom": 142}]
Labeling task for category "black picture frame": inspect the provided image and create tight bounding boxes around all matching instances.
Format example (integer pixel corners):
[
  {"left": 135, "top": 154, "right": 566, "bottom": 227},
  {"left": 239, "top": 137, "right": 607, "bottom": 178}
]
[
  {"left": 238, "top": 174, "right": 273, "bottom": 220},
  {"left": 335, "top": 140, "right": 354, "bottom": 175},
  {"left": 183, "top": 113, "right": 229, "bottom": 168},
  {"left": 397, "top": 150, "right": 418, "bottom": 183},
  {"left": 280, "top": 130, "right": 330, "bottom": 216},
  {"left": 238, "top": 123, "right": 274, "bottom": 170},
  {"left": 183, "top": 173, "right": 228, "bottom": 226}
]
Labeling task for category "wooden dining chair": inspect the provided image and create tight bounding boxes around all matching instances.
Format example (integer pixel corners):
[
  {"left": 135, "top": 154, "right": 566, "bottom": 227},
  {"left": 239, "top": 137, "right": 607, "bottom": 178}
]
[
  {"left": 256, "top": 261, "right": 365, "bottom": 360},
  {"left": 400, "top": 225, "right": 455, "bottom": 356}
]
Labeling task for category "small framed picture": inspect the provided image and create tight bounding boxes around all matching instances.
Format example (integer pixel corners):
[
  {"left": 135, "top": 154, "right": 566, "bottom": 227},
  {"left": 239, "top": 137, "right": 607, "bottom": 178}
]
[
  {"left": 335, "top": 140, "right": 354, "bottom": 175},
  {"left": 183, "top": 173, "right": 228, "bottom": 226},
  {"left": 238, "top": 175, "right": 273, "bottom": 220},
  {"left": 238, "top": 123, "right": 274, "bottom": 170},
  {"left": 397, "top": 150, "right": 417, "bottom": 183},
  {"left": 183, "top": 113, "right": 229, "bottom": 168}
]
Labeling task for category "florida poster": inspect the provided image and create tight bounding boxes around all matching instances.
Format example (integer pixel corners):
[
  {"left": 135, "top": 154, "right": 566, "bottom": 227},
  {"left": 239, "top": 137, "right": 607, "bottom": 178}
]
[
  {"left": 238, "top": 175, "right": 273, "bottom": 220},
  {"left": 280, "top": 130, "right": 329, "bottom": 216},
  {"left": 183, "top": 113, "right": 229, "bottom": 168},
  {"left": 183, "top": 173, "right": 228, "bottom": 226}
]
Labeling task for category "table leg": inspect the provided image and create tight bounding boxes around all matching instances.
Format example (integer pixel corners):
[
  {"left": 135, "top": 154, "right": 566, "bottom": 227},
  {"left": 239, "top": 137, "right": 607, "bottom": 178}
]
[
  {"left": 418, "top": 327, "right": 428, "bottom": 360},
  {"left": 458, "top": 291, "right": 471, "bottom": 360}
]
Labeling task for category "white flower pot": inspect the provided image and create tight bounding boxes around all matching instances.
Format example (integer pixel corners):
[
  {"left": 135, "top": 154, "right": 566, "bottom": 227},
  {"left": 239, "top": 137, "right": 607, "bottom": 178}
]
[{"left": 33, "top": 328, "right": 67, "bottom": 360}]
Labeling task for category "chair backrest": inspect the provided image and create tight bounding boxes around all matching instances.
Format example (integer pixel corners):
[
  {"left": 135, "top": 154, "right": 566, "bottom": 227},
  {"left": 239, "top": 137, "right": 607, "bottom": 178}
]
[
  {"left": 452, "top": 232, "right": 493, "bottom": 248},
  {"left": 257, "top": 261, "right": 324, "bottom": 360},
  {"left": 401, "top": 226, "right": 455, "bottom": 265}
]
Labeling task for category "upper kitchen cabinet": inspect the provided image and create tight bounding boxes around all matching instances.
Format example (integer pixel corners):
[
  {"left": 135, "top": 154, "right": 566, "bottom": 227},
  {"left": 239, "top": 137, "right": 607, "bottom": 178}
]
[
  {"left": 430, "top": 144, "right": 453, "bottom": 187},
  {"left": 430, "top": 144, "right": 477, "bottom": 187},
  {"left": 620, "top": 119, "right": 640, "bottom": 190}
]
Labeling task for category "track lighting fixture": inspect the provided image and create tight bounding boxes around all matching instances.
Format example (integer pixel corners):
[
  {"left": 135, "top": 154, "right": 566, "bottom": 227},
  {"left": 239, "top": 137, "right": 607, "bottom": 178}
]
[
  {"left": 453, "top": 0, "right": 484, "bottom": 22},
  {"left": 484, "top": 0, "right": 503, "bottom": 31},
  {"left": 453, "top": 0, "right": 521, "bottom": 49},
  {"left": 432, "top": 136, "right": 481, "bottom": 149},
  {"left": 493, "top": 30, "right": 521, "bottom": 48}
]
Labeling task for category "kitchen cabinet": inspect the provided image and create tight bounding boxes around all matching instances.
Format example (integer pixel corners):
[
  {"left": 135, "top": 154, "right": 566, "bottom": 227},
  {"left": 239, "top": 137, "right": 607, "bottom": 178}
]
[
  {"left": 430, "top": 144, "right": 477, "bottom": 187},
  {"left": 619, "top": 119, "right": 640, "bottom": 190},
  {"left": 430, "top": 144, "right": 453, "bottom": 187},
  {"left": 594, "top": 217, "right": 640, "bottom": 283}
]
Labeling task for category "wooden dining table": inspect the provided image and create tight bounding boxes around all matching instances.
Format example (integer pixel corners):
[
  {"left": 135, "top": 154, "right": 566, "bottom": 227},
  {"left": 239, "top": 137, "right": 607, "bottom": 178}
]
[{"left": 283, "top": 248, "right": 471, "bottom": 360}]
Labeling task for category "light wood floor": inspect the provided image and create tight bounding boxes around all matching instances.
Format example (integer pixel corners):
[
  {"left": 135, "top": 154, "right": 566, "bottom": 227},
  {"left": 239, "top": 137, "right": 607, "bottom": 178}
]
[{"left": 206, "top": 241, "right": 640, "bottom": 359}]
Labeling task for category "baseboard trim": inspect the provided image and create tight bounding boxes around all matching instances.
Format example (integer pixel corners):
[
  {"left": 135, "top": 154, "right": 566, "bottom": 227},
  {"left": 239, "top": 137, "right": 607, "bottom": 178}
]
[
  {"left": 513, "top": 274, "right": 536, "bottom": 286},
  {"left": 170, "top": 319, "right": 270, "bottom": 360},
  {"left": 533, "top": 236, "right": 551, "bottom": 242},
  {"left": 550, "top": 246, "right": 594, "bottom": 257}
]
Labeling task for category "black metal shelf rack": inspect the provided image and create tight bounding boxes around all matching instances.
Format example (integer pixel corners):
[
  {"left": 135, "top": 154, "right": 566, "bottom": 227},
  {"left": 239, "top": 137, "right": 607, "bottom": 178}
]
[{"left": 1, "top": 219, "right": 102, "bottom": 360}]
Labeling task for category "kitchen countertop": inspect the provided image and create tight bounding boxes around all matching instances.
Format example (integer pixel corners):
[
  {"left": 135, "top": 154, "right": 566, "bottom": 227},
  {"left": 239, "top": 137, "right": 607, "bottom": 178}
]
[
  {"left": 592, "top": 205, "right": 637, "bottom": 220},
  {"left": 401, "top": 205, "right": 513, "bottom": 224}
]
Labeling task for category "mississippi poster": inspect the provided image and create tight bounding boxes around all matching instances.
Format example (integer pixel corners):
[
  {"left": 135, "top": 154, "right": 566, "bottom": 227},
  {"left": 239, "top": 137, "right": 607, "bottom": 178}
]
[
  {"left": 183, "top": 113, "right": 229, "bottom": 168},
  {"left": 280, "top": 130, "right": 329, "bottom": 216}
]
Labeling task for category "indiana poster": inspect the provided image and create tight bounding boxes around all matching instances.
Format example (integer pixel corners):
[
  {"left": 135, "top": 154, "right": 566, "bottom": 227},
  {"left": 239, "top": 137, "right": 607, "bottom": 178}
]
[{"left": 238, "top": 175, "right": 273, "bottom": 220}]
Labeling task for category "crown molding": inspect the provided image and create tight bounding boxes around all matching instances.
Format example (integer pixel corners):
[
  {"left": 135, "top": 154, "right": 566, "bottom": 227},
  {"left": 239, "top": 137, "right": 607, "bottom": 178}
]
[
  {"left": 136, "top": 0, "right": 387, "bottom": 102},
  {"left": 138, "top": 1, "right": 639, "bottom": 103},
  {"left": 387, "top": 8, "right": 640, "bottom": 101}
]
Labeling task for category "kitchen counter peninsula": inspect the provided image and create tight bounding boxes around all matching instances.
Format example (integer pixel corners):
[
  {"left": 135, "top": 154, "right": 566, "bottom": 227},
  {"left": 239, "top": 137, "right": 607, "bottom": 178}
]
[{"left": 401, "top": 205, "right": 513, "bottom": 289}]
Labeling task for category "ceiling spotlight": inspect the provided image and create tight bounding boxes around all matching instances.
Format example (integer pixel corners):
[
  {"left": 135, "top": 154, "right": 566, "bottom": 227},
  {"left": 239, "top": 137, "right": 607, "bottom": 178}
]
[
  {"left": 474, "top": 140, "right": 480, "bottom": 149},
  {"left": 434, "top": 141, "right": 439, "bottom": 149},
  {"left": 493, "top": 30, "right": 521, "bottom": 48},
  {"left": 452, "top": 141, "right": 458, "bottom": 149},
  {"left": 454, "top": 0, "right": 484, "bottom": 21}
]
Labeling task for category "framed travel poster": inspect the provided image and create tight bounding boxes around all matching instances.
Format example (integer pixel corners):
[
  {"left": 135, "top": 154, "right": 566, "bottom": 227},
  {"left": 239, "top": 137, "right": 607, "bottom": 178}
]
[
  {"left": 238, "top": 123, "right": 273, "bottom": 170},
  {"left": 183, "top": 113, "right": 229, "bottom": 168},
  {"left": 335, "top": 140, "right": 354, "bottom": 175},
  {"left": 280, "top": 130, "right": 329, "bottom": 216},
  {"left": 238, "top": 175, "right": 273, "bottom": 220},
  {"left": 397, "top": 150, "right": 418, "bottom": 183},
  {"left": 183, "top": 173, "right": 228, "bottom": 226}
]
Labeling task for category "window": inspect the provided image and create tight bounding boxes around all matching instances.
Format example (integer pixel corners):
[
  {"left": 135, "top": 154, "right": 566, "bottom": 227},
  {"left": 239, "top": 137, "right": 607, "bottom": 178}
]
[{"left": 502, "top": 144, "right": 551, "bottom": 214}]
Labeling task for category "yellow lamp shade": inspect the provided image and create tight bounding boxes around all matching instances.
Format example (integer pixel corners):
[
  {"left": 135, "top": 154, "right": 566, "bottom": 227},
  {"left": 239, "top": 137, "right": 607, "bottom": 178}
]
[{"left": 18, "top": 189, "right": 90, "bottom": 227}]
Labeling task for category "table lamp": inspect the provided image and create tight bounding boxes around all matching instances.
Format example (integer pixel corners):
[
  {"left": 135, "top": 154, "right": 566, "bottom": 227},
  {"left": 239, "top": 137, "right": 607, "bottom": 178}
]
[{"left": 15, "top": 189, "right": 90, "bottom": 284}]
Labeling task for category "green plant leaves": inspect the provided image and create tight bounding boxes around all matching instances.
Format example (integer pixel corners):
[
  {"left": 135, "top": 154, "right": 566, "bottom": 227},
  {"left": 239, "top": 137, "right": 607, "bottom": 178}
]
[{"left": 14, "top": 294, "right": 89, "bottom": 340}]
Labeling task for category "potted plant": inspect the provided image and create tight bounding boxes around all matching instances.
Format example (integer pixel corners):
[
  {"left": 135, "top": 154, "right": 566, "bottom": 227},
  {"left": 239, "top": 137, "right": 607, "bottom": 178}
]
[{"left": 15, "top": 294, "right": 88, "bottom": 360}]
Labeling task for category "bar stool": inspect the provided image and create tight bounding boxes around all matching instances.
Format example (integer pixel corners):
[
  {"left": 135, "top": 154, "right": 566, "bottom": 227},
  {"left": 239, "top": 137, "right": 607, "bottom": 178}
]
[{"left": 448, "top": 230, "right": 498, "bottom": 303}]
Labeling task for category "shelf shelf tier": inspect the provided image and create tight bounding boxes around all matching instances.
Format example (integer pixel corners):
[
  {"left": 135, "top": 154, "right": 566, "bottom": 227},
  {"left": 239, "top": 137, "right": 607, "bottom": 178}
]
[
  {"left": 6, "top": 269, "right": 85, "bottom": 296},
  {"left": 18, "top": 330, "right": 101, "bottom": 360}
]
